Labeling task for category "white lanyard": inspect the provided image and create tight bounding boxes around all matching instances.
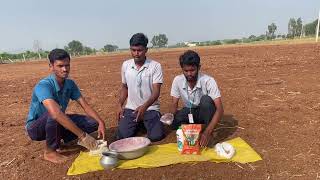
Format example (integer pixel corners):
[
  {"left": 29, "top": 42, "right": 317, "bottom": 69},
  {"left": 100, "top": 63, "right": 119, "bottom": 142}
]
[
  {"left": 135, "top": 66, "right": 146, "bottom": 98},
  {"left": 186, "top": 84, "right": 196, "bottom": 114}
]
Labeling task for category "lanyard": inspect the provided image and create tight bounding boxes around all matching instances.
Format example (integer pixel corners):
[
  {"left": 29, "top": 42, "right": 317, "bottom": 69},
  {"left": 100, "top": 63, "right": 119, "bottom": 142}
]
[
  {"left": 133, "top": 65, "right": 146, "bottom": 98},
  {"left": 136, "top": 66, "right": 146, "bottom": 88},
  {"left": 186, "top": 84, "right": 196, "bottom": 114}
]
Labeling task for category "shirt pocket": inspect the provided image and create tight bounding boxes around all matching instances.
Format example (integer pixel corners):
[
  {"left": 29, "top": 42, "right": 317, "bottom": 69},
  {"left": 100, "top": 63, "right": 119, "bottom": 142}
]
[
  {"left": 141, "top": 70, "right": 152, "bottom": 83},
  {"left": 142, "top": 69, "right": 152, "bottom": 77},
  {"left": 63, "top": 89, "right": 72, "bottom": 99},
  {"left": 58, "top": 90, "right": 71, "bottom": 109}
]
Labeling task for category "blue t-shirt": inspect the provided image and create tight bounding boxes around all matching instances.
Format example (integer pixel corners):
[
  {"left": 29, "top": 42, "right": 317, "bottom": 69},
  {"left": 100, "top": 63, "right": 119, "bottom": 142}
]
[{"left": 26, "top": 74, "right": 81, "bottom": 128}]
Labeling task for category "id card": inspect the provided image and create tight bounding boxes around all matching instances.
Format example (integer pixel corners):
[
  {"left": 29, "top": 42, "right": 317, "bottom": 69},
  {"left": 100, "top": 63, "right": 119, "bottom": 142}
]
[{"left": 188, "top": 113, "right": 194, "bottom": 123}]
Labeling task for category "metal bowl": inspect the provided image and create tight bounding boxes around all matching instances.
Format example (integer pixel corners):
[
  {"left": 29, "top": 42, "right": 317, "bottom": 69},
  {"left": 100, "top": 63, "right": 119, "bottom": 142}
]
[{"left": 109, "top": 137, "right": 151, "bottom": 160}]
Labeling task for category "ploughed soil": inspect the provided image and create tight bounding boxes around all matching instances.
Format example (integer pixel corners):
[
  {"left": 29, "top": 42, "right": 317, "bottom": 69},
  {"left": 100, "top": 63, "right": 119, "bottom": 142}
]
[{"left": 0, "top": 43, "right": 319, "bottom": 179}]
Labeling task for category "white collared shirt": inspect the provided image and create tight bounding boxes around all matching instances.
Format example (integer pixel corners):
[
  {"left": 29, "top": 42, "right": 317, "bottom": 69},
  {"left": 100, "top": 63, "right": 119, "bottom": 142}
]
[
  {"left": 121, "top": 58, "right": 163, "bottom": 111},
  {"left": 170, "top": 73, "right": 221, "bottom": 107}
]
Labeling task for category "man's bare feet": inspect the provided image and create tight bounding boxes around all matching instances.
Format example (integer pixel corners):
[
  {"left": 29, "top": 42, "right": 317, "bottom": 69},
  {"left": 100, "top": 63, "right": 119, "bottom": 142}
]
[{"left": 44, "top": 150, "right": 68, "bottom": 164}]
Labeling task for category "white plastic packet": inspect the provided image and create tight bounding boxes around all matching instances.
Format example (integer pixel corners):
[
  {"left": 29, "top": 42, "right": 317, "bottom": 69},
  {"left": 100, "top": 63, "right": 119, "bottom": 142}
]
[
  {"left": 160, "top": 113, "right": 174, "bottom": 125},
  {"left": 214, "top": 142, "right": 236, "bottom": 159},
  {"left": 89, "top": 140, "right": 109, "bottom": 156},
  {"left": 176, "top": 127, "right": 184, "bottom": 151}
]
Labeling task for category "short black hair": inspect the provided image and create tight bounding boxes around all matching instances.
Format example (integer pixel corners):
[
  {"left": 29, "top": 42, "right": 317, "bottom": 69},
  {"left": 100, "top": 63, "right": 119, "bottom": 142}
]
[
  {"left": 179, "top": 50, "right": 200, "bottom": 68},
  {"left": 48, "top": 49, "right": 70, "bottom": 64},
  {"left": 129, "top": 33, "right": 148, "bottom": 47}
]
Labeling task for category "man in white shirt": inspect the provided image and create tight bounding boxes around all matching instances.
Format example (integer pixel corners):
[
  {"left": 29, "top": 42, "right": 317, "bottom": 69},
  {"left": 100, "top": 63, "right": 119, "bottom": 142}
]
[
  {"left": 170, "top": 50, "right": 224, "bottom": 147},
  {"left": 117, "top": 33, "right": 165, "bottom": 141}
]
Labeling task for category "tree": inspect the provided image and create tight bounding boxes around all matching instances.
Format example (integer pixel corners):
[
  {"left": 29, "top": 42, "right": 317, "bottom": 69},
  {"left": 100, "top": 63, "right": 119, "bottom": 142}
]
[
  {"left": 170, "top": 42, "right": 187, "bottom": 48},
  {"left": 83, "top": 46, "right": 93, "bottom": 55},
  {"left": 151, "top": 34, "right": 168, "bottom": 48},
  {"left": 267, "top": 23, "right": 277, "bottom": 39},
  {"left": 210, "top": 40, "right": 222, "bottom": 45},
  {"left": 223, "top": 39, "right": 241, "bottom": 44},
  {"left": 92, "top": 48, "right": 97, "bottom": 55},
  {"left": 103, "top": 44, "right": 118, "bottom": 52},
  {"left": 256, "top": 34, "right": 267, "bottom": 41},
  {"left": 288, "top": 18, "right": 297, "bottom": 38},
  {"left": 249, "top": 35, "right": 256, "bottom": 40},
  {"left": 65, "top": 40, "right": 83, "bottom": 56},
  {"left": 296, "top": 18, "right": 303, "bottom": 37},
  {"left": 304, "top": 19, "right": 318, "bottom": 36}
]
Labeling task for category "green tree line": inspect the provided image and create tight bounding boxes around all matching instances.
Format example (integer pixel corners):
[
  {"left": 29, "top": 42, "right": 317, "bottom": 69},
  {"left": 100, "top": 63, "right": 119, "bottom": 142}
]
[
  {"left": 0, "top": 51, "right": 49, "bottom": 62},
  {"left": 171, "top": 17, "right": 319, "bottom": 48},
  {"left": 1, "top": 17, "right": 319, "bottom": 63}
]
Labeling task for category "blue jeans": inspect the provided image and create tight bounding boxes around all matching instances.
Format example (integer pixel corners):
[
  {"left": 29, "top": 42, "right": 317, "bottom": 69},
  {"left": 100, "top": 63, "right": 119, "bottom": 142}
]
[
  {"left": 117, "top": 109, "right": 165, "bottom": 142},
  {"left": 26, "top": 112, "right": 98, "bottom": 150}
]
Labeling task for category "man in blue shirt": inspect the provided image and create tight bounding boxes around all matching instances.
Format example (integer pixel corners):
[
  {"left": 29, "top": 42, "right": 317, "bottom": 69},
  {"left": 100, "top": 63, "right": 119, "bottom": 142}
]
[{"left": 26, "top": 49, "right": 106, "bottom": 164}]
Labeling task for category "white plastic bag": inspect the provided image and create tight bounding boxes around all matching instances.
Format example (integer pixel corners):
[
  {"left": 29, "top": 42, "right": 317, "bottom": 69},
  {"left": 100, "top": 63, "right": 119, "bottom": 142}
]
[
  {"left": 160, "top": 113, "right": 174, "bottom": 125},
  {"left": 214, "top": 142, "right": 235, "bottom": 159},
  {"left": 89, "top": 140, "right": 109, "bottom": 156}
]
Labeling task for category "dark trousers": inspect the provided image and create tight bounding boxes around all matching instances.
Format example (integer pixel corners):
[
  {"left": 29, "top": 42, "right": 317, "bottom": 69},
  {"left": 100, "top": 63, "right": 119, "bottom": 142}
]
[
  {"left": 117, "top": 109, "right": 165, "bottom": 142},
  {"left": 171, "top": 95, "right": 216, "bottom": 130},
  {"left": 26, "top": 112, "right": 98, "bottom": 150}
]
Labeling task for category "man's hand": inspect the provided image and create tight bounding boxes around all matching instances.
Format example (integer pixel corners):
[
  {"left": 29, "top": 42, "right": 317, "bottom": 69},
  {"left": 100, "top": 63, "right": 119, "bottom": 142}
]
[
  {"left": 131, "top": 83, "right": 161, "bottom": 122},
  {"left": 199, "top": 129, "right": 213, "bottom": 147},
  {"left": 76, "top": 96, "right": 108, "bottom": 140},
  {"left": 117, "top": 106, "right": 124, "bottom": 121},
  {"left": 97, "top": 121, "right": 106, "bottom": 140},
  {"left": 78, "top": 133, "right": 98, "bottom": 150},
  {"left": 133, "top": 105, "right": 147, "bottom": 122},
  {"left": 200, "top": 97, "right": 223, "bottom": 147}
]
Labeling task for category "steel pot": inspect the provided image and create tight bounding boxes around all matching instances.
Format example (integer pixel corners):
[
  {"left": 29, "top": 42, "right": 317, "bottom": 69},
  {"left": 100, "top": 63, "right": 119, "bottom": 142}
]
[{"left": 100, "top": 151, "right": 119, "bottom": 169}]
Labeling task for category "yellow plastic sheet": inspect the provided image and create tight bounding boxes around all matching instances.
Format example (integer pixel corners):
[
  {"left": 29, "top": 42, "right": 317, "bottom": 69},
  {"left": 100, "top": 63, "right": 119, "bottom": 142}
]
[{"left": 67, "top": 137, "right": 262, "bottom": 175}]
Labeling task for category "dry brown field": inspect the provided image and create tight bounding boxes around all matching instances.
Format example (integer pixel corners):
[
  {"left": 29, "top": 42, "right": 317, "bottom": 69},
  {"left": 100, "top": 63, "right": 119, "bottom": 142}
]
[{"left": 0, "top": 43, "right": 319, "bottom": 179}]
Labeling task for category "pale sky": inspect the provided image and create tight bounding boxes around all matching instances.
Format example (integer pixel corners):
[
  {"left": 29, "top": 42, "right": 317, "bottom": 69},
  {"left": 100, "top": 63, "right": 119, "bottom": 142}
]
[{"left": 1, "top": 0, "right": 319, "bottom": 52}]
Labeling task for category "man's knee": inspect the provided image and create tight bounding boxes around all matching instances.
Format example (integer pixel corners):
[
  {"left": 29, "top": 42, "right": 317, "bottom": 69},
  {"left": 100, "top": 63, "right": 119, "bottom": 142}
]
[
  {"left": 174, "top": 111, "right": 185, "bottom": 122},
  {"left": 148, "top": 130, "right": 165, "bottom": 142},
  {"left": 27, "top": 128, "right": 44, "bottom": 141},
  {"left": 69, "top": 114, "right": 98, "bottom": 133},
  {"left": 171, "top": 109, "right": 189, "bottom": 130},
  {"left": 117, "top": 132, "right": 129, "bottom": 140},
  {"left": 86, "top": 119, "right": 98, "bottom": 133},
  {"left": 117, "top": 128, "right": 135, "bottom": 139},
  {"left": 117, "top": 118, "right": 136, "bottom": 139},
  {"left": 200, "top": 95, "right": 214, "bottom": 105},
  {"left": 143, "top": 111, "right": 165, "bottom": 141},
  {"left": 171, "top": 119, "right": 180, "bottom": 130},
  {"left": 200, "top": 95, "right": 216, "bottom": 111}
]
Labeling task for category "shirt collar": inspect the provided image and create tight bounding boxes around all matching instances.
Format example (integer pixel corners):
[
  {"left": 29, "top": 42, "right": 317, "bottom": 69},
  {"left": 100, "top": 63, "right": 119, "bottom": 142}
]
[
  {"left": 131, "top": 59, "right": 150, "bottom": 71},
  {"left": 49, "top": 74, "right": 69, "bottom": 92},
  {"left": 183, "top": 73, "right": 202, "bottom": 90},
  {"left": 195, "top": 73, "right": 202, "bottom": 88}
]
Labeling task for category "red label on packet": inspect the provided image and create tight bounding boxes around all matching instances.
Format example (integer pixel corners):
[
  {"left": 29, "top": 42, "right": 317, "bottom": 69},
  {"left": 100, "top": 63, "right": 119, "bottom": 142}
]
[{"left": 181, "top": 124, "right": 202, "bottom": 155}]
